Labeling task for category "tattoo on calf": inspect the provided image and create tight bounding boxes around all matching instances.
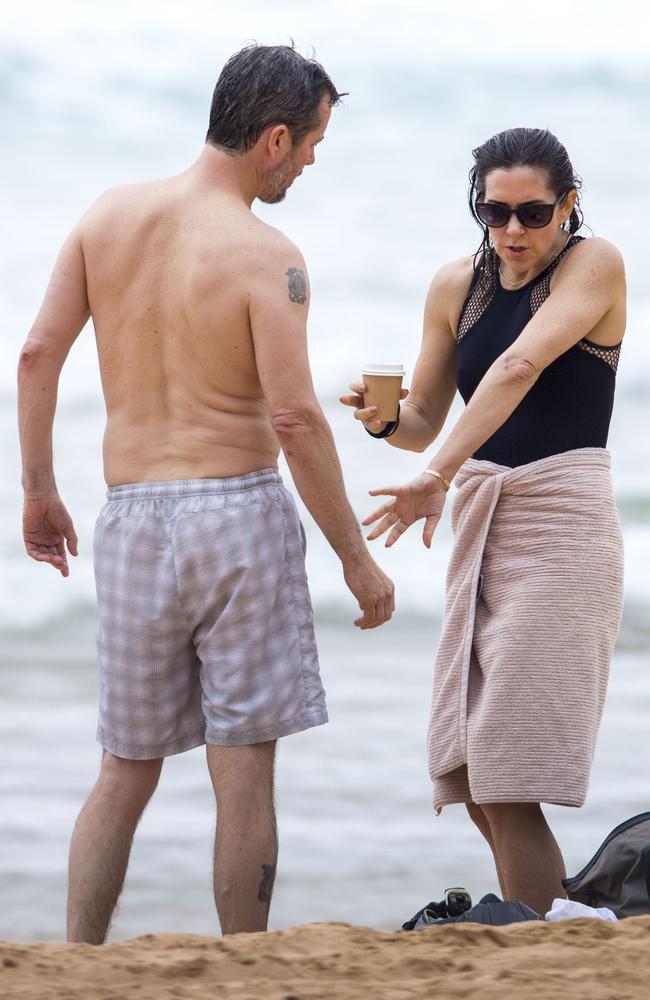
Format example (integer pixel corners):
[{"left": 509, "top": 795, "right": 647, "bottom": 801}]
[
  {"left": 257, "top": 863, "right": 277, "bottom": 904},
  {"left": 286, "top": 267, "right": 307, "bottom": 304}
]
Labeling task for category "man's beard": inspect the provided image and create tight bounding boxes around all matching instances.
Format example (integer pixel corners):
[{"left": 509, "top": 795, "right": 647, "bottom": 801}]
[{"left": 259, "top": 155, "right": 295, "bottom": 205}]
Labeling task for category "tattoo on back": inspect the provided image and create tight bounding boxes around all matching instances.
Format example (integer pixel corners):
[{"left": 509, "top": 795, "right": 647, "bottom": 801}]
[
  {"left": 286, "top": 267, "right": 307, "bottom": 304},
  {"left": 257, "top": 863, "right": 276, "bottom": 904}
]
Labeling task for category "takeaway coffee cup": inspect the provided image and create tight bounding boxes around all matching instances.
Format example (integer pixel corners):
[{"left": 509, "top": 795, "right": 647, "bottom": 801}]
[{"left": 361, "top": 363, "right": 405, "bottom": 422}]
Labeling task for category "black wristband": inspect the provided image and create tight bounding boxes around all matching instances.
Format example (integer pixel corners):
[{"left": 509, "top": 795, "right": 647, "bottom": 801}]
[{"left": 364, "top": 404, "right": 401, "bottom": 439}]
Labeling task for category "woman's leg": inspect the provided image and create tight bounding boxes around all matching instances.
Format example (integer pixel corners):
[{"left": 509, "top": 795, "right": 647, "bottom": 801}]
[
  {"left": 465, "top": 802, "right": 507, "bottom": 897},
  {"left": 479, "top": 802, "right": 567, "bottom": 914}
]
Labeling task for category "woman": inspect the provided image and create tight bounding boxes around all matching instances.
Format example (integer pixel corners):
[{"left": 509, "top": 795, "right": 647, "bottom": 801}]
[{"left": 341, "top": 128, "right": 626, "bottom": 914}]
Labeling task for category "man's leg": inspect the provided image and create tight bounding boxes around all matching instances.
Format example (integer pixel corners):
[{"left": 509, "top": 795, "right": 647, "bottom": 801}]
[
  {"left": 207, "top": 741, "right": 277, "bottom": 934},
  {"left": 67, "top": 751, "right": 163, "bottom": 943},
  {"left": 479, "top": 802, "right": 567, "bottom": 914}
]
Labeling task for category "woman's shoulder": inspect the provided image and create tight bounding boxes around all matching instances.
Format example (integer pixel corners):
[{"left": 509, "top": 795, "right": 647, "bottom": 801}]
[
  {"left": 426, "top": 255, "right": 476, "bottom": 304},
  {"left": 563, "top": 235, "right": 625, "bottom": 277}
]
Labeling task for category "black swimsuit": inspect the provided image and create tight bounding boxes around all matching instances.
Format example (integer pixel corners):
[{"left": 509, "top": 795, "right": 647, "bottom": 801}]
[{"left": 456, "top": 235, "right": 621, "bottom": 468}]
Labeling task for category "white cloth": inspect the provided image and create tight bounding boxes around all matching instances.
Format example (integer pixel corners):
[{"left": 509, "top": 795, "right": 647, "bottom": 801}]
[{"left": 545, "top": 898, "right": 618, "bottom": 922}]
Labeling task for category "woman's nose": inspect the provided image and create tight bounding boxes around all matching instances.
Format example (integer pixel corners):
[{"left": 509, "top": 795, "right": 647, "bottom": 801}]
[{"left": 504, "top": 210, "right": 525, "bottom": 236}]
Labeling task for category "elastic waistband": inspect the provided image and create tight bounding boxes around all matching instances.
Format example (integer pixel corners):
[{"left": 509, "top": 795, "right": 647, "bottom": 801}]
[{"left": 106, "top": 468, "right": 281, "bottom": 501}]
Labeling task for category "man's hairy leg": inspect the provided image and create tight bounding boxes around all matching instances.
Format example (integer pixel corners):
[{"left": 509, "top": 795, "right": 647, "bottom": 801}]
[
  {"left": 67, "top": 751, "right": 163, "bottom": 943},
  {"left": 208, "top": 741, "right": 278, "bottom": 934}
]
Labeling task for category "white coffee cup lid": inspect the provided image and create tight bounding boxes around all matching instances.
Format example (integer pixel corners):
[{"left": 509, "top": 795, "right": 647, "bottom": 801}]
[{"left": 361, "top": 362, "right": 405, "bottom": 375}]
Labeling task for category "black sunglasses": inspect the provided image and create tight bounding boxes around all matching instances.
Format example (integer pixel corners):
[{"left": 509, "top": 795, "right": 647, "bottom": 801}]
[{"left": 476, "top": 193, "right": 566, "bottom": 229}]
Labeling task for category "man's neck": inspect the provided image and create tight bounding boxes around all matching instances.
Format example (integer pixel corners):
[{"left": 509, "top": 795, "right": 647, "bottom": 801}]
[{"left": 188, "top": 143, "right": 259, "bottom": 207}]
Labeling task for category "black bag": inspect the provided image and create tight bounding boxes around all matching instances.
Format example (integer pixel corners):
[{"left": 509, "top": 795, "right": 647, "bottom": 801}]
[
  {"left": 563, "top": 811, "right": 650, "bottom": 918},
  {"left": 403, "top": 893, "right": 541, "bottom": 929},
  {"left": 445, "top": 894, "right": 542, "bottom": 925}
]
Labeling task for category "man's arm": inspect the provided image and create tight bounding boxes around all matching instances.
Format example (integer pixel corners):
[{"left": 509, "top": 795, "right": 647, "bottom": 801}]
[
  {"left": 17, "top": 227, "right": 90, "bottom": 575},
  {"left": 248, "top": 240, "right": 394, "bottom": 629}
]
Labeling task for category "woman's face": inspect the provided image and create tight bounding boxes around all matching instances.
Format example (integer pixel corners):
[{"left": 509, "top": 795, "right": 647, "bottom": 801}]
[{"left": 481, "top": 166, "right": 575, "bottom": 274}]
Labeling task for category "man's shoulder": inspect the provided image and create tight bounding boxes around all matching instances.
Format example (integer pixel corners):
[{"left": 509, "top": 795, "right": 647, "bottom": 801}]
[
  {"left": 81, "top": 176, "right": 179, "bottom": 226},
  {"left": 243, "top": 217, "right": 306, "bottom": 273},
  {"left": 77, "top": 182, "right": 151, "bottom": 237}
]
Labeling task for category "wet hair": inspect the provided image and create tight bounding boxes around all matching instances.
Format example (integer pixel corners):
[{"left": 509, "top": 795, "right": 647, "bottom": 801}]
[
  {"left": 468, "top": 127, "right": 584, "bottom": 278},
  {"left": 205, "top": 43, "right": 345, "bottom": 153}
]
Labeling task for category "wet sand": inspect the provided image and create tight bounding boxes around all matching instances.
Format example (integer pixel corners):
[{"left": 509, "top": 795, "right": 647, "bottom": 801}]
[{"left": 2, "top": 918, "right": 650, "bottom": 999}]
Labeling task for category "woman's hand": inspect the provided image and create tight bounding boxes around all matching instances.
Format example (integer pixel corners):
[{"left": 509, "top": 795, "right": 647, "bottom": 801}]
[
  {"left": 362, "top": 473, "right": 447, "bottom": 548},
  {"left": 339, "top": 381, "right": 409, "bottom": 434}
]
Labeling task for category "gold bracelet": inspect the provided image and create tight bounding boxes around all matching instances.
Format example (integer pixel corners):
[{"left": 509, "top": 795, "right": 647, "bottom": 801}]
[{"left": 422, "top": 468, "right": 451, "bottom": 491}]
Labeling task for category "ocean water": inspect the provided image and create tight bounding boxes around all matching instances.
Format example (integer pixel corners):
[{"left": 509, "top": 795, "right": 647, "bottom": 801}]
[{"left": 1, "top": 0, "right": 649, "bottom": 940}]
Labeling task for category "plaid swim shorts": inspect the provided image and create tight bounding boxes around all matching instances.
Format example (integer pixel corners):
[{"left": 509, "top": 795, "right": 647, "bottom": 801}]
[{"left": 93, "top": 469, "right": 327, "bottom": 759}]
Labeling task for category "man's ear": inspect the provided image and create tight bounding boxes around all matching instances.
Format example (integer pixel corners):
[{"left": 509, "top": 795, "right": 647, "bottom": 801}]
[{"left": 266, "top": 124, "right": 292, "bottom": 161}]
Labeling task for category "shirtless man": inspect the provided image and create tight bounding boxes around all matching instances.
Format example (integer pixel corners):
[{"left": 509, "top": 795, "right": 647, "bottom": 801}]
[{"left": 17, "top": 44, "right": 394, "bottom": 943}]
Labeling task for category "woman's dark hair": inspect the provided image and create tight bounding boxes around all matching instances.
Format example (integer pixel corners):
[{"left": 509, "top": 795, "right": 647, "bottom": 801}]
[
  {"left": 468, "top": 128, "right": 584, "bottom": 278},
  {"left": 206, "top": 44, "right": 345, "bottom": 153}
]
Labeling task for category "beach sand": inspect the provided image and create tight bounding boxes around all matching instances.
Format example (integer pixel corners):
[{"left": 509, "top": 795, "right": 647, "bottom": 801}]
[{"left": 2, "top": 918, "right": 649, "bottom": 999}]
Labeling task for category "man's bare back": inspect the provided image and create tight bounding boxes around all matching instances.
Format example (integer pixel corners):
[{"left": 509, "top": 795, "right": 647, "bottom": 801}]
[
  {"left": 17, "top": 43, "right": 395, "bottom": 944},
  {"left": 19, "top": 52, "right": 393, "bottom": 621},
  {"left": 85, "top": 175, "right": 290, "bottom": 486}
]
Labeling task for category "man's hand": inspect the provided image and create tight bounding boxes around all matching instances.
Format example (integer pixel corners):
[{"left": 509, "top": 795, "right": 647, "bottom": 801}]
[
  {"left": 363, "top": 474, "right": 447, "bottom": 549},
  {"left": 23, "top": 494, "right": 78, "bottom": 577},
  {"left": 343, "top": 552, "right": 395, "bottom": 629}
]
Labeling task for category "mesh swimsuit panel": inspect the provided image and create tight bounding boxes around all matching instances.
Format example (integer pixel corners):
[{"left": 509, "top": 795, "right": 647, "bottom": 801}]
[{"left": 455, "top": 235, "right": 621, "bottom": 467}]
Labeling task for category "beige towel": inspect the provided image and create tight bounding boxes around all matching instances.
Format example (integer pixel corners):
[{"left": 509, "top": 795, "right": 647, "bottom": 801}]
[{"left": 427, "top": 448, "right": 624, "bottom": 812}]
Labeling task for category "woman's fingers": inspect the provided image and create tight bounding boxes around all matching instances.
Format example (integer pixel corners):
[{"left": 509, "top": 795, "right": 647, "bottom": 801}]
[
  {"left": 353, "top": 406, "right": 380, "bottom": 423},
  {"left": 340, "top": 396, "right": 383, "bottom": 432},
  {"left": 366, "top": 512, "right": 398, "bottom": 541},
  {"left": 338, "top": 390, "right": 381, "bottom": 429},
  {"left": 385, "top": 519, "right": 410, "bottom": 548},
  {"left": 341, "top": 383, "right": 406, "bottom": 411},
  {"left": 368, "top": 486, "right": 399, "bottom": 499},
  {"left": 361, "top": 498, "right": 396, "bottom": 526},
  {"left": 422, "top": 514, "right": 440, "bottom": 549},
  {"left": 339, "top": 392, "right": 364, "bottom": 407},
  {"left": 340, "top": 381, "right": 367, "bottom": 406}
]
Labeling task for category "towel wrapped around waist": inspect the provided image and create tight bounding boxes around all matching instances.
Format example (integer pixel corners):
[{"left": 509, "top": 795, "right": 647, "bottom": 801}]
[{"left": 427, "top": 447, "right": 624, "bottom": 813}]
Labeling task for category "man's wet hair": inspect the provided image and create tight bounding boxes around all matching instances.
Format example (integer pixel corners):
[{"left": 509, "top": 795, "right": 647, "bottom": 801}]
[{"left": 206, "top": 44, "right": 345, "bottom": 153}]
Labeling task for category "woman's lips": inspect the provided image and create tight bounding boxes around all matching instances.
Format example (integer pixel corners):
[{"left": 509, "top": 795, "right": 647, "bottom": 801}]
[{"left": 506, "top": 246, "right": 527, "bottom": 257}]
